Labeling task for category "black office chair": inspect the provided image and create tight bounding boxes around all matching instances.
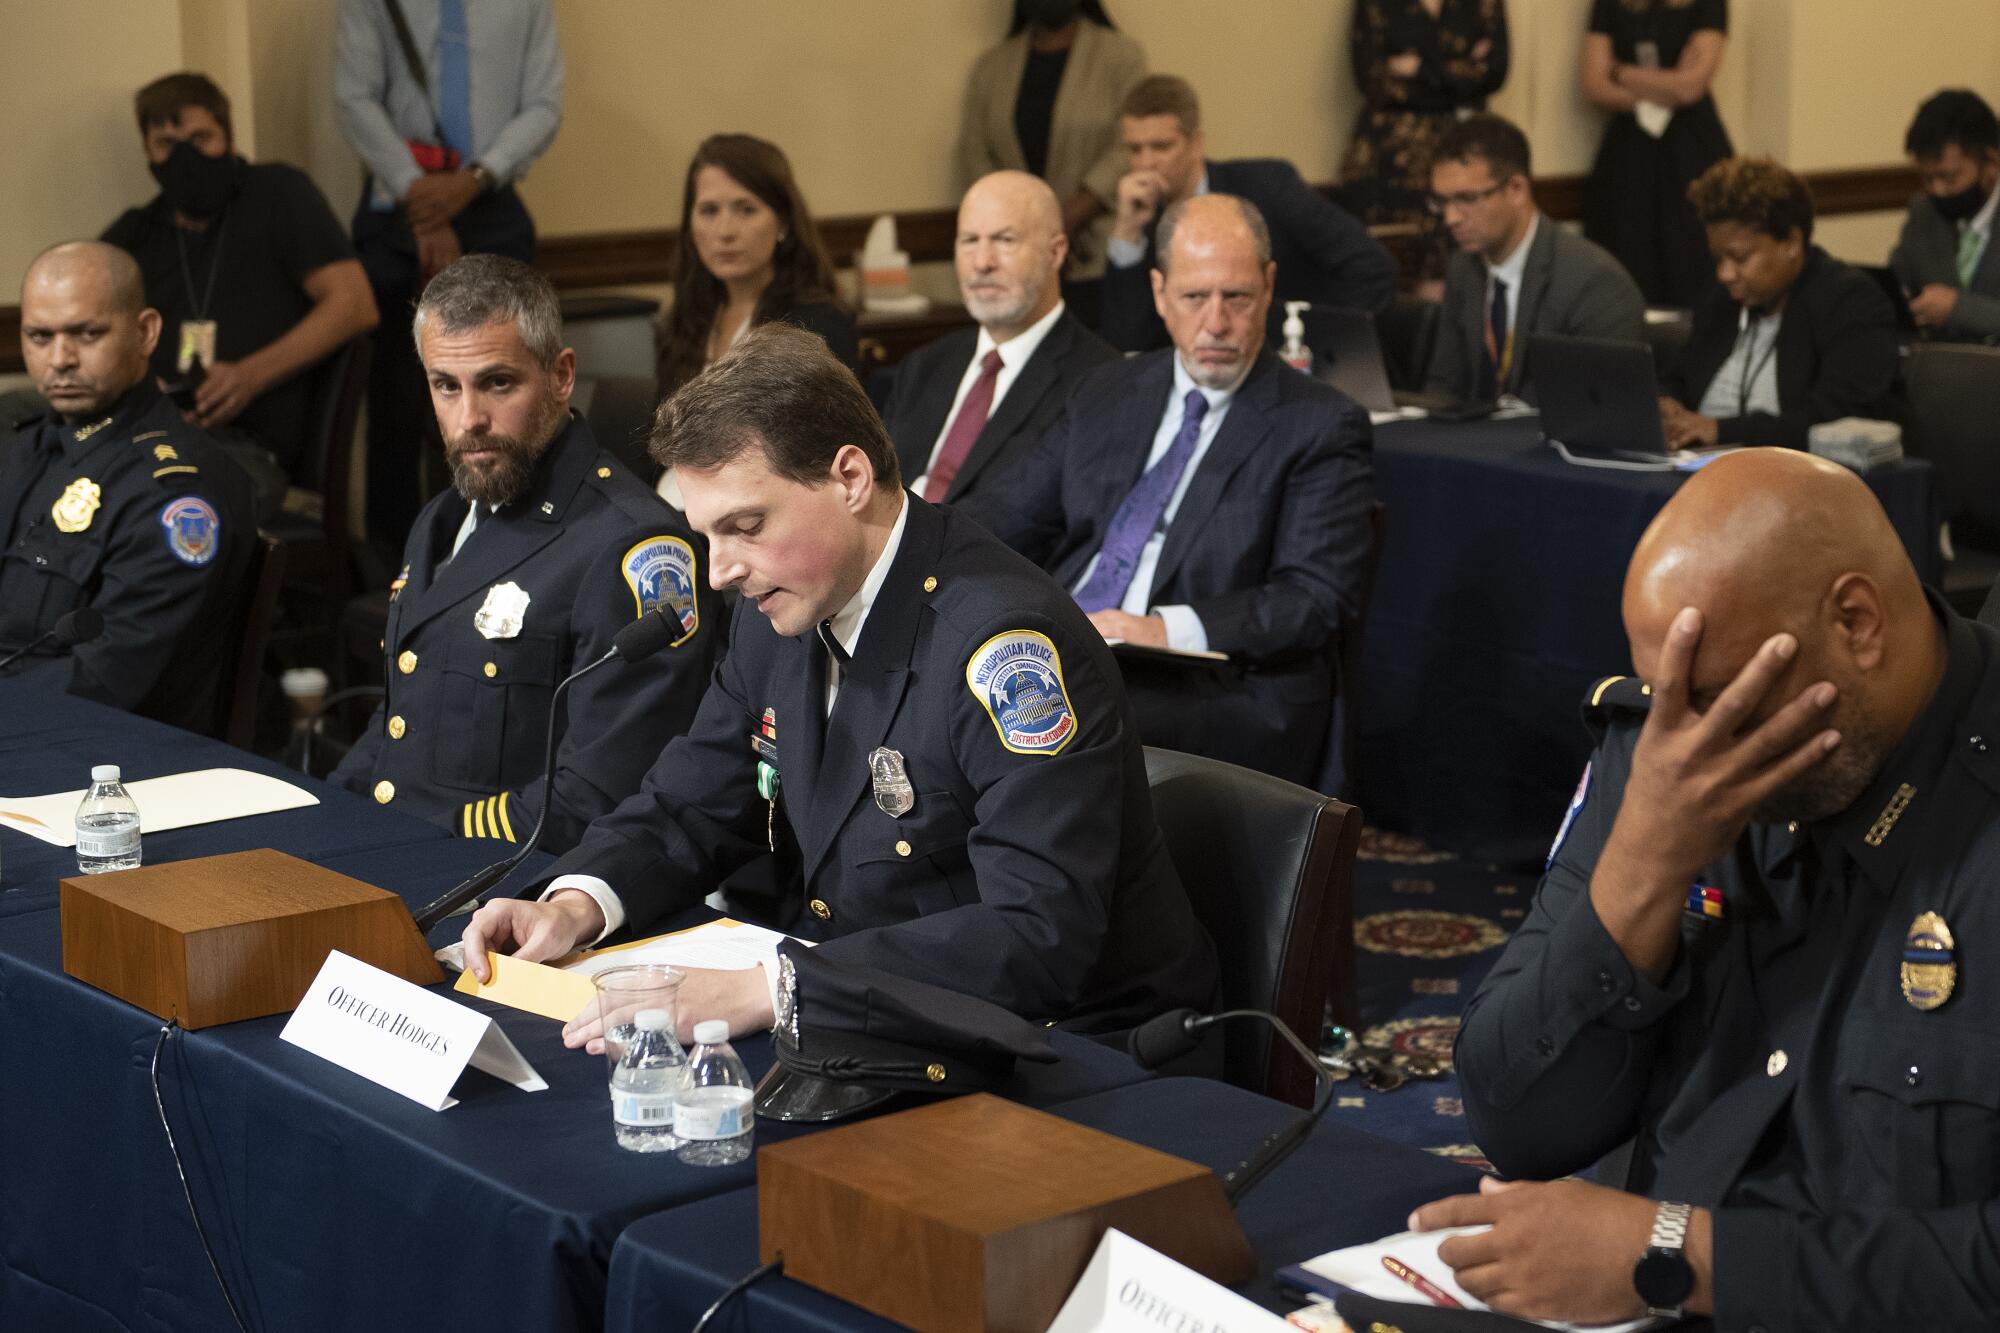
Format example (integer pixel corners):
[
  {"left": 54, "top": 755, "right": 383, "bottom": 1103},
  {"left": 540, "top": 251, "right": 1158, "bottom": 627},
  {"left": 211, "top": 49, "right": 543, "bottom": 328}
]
[
  {"left": 1903, "top": 342, "right": 2000, "bottom": 614},
  {"left": 222, "top": 532, "right": 287, "bottom": 750},
  {"left": 575, "top": 374, "right": 663, "bottom": 483},
  {"left": 1143, "top": 747, "right": 1362, "bottom": 1109},
  {"left": 267, "top": 337, "right": 370, "bottom": 667},
  {"left": 1318, "top": 501, "right": 1388, "bottom": 804},
  {"left": 1376, "top": 293, "right": 1440, "bottom": 392}
]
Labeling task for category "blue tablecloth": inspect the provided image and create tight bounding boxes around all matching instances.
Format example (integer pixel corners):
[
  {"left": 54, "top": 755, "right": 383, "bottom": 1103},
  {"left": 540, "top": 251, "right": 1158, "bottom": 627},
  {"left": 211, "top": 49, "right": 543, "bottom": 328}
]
[
  {"left": 0, "top": 685, "right": 1154, "bottom": 1332},
  {"left": 604, "top": 1076, "right": 1483, "bottom": 1331},
  {"left": 1358, "top": 420, "right": 1941, "bottom": 862}
]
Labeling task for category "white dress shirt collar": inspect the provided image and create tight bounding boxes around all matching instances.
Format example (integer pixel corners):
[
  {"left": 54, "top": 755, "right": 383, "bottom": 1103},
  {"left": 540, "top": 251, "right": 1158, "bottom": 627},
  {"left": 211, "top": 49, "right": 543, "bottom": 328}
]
[
  {"left": 825, "top": 491, "right": 909, "bottom": 661},
  {"left": 1487, "top": 212, "right": 1539, "bottom": 292}
]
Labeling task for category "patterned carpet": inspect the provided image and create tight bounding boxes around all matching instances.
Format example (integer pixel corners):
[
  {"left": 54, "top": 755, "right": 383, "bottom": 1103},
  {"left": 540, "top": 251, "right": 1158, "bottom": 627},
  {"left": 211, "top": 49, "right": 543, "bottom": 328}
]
[{"left": 1321, "top": 828, "right": 1536, "bottom": 1172}]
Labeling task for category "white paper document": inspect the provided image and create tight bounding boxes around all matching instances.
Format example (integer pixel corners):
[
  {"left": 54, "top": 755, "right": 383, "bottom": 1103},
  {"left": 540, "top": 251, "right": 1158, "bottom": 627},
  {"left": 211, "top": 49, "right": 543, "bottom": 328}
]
[
  {"left": 1047, "top": 1229, "right": 1289, "bottom": 1333},
  {"left": 561, "top": 917, "right": 796, "bottom": 977},
  {"left": 1291, "top": 1227, "right": 1654, "bottom": 1332},
  {"left": 0, "top": 767, "right": 318, "bottom": 847}
]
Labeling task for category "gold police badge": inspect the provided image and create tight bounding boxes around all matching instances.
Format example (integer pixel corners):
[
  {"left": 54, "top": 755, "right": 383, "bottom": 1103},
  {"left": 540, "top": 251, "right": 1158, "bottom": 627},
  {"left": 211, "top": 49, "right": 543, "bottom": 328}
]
[
  {"left": 52, "top": 478, "right": 102, "bottom": 533},
  {"left": 1901, "top": 910, "right": 1957, "bottom": 1011}
]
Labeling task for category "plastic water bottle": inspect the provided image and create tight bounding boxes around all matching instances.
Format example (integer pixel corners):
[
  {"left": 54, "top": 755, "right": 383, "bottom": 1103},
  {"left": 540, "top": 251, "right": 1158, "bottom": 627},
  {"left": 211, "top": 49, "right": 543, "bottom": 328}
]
[
  {"left": 674, "top": 1020, "right": 754, "bottom": 1166},
  {"left": 75, "top": 765, "right": 141, "bottom": 874},
  {"left": 610, "top": 1008, "right": 686, "bottom": 1152}
]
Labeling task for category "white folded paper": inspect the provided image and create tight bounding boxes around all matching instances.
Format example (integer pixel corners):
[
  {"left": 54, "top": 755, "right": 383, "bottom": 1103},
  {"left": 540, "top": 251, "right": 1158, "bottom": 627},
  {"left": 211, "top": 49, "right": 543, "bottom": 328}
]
[{"left": 0, "top": 767, "right": 318, "bottom": 847}]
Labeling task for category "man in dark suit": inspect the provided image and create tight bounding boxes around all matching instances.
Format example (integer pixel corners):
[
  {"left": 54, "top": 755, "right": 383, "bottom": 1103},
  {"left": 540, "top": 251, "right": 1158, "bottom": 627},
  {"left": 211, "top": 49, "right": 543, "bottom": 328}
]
[
  {"left": 1424, "top": 114, "right": 1646, "bottom": 408},
  {"left": 881, "top": 171, "right": 1116, "bottom": 508},
  {"left": 1892, "top": 89, "right": 2000, "bottom": 341},
  {"left": 332, "top": 256, "right": 719, "bottom": 854},
  {"left": 964, "top": 195, "right": 1375, "bottom": 788},
  {"left": 1098, "top": 75, "right": 1396, "bottom": 354},
  {"left": 460, "top": 323, "right": 1217, "bottom": 1046}
]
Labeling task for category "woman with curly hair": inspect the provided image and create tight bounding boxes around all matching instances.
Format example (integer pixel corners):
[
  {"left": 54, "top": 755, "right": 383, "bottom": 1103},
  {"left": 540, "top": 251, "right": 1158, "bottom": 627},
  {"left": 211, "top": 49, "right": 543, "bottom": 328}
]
[{"left": 1657, "top": 158, "right": 1900, "bottom": 451}]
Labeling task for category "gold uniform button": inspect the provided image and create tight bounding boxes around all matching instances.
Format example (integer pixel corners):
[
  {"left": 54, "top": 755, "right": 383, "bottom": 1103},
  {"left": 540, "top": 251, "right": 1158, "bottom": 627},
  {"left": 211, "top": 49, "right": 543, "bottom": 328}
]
[
  {"left": 1786, "top": 820, "right": 1799, "bottom": 834},
  {"left": 373, "top": 780, "right": 395, "bottom": 804},
  {"left": 895, "top": 840, "right": 912, "bottom": 857},
  {"left": 1767, "top": 1049, "right": 1788, "bottom": 1077},
  {"left": 483, "top": 662, "right": 498, "bottom": 679},
  {"left": 596, "top": 466, "right": 612, "bottom": 479},
  {"left": 387, "top": 715, "right": 407, "bottom": 740},
  {"left": 809, "top": 898, "right": 831, "bottom": 920},
  {"left": 925, "top": 1063, "right": 946, "bottom": 1083},
  {"left": 922, "top": 576, "right": 937, "bottom": 592},
  {"left": 397, "top": 650, "right": 418, "bottom": 674}
]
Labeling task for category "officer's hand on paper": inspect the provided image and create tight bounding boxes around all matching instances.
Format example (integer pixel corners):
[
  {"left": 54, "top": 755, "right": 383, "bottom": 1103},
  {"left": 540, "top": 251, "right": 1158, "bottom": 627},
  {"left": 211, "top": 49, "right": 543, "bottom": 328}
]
[
  {"left": 460, "top": 891, "right": 605, "bottom": 982},
  {"left": 1590, "top": 608, "right": 1840, "bottom": 977},
  {"left": 1411, "top": 1176, "right": 1712, "bottom": 1323}
]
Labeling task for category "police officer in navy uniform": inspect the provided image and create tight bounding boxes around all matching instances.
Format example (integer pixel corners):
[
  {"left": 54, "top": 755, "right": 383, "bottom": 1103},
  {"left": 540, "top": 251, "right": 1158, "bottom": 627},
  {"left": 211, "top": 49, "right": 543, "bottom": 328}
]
[
  {"left": 332, "top": 256, "right": 718, "bottom": 855},
  {"left": 2, "top": 241, "right": 253, "bottom": 732},
  {"left": 462, "top": 322, "right": 1218, "bottom": 1050},
  {"left": 1410, "top": 449, "right": 2000, "bottom": 1330}
]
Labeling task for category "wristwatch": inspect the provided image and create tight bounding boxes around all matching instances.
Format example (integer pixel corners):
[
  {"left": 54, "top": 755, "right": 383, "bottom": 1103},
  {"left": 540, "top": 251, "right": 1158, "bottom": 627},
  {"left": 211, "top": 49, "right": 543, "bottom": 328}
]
[
  {"left": 468, "top": 162, "right": 497, "bottom": 194},
  {"left": 1632, "top": 1200, "right": 1695, "bottom": 1317}
]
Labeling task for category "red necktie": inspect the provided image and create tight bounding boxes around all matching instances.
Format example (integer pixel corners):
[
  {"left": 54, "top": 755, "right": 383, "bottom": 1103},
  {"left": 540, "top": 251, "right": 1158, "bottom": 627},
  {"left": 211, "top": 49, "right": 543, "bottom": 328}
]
[{"left": 922, "top": 349, "right": 1003, "bottom": 503}]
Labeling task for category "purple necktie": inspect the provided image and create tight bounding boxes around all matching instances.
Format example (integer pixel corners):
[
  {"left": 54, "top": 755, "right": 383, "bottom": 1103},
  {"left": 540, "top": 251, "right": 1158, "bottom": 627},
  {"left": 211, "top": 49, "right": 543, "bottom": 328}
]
[{"left": 1074, "top": 388, "right": 1208, "bottom": 614}]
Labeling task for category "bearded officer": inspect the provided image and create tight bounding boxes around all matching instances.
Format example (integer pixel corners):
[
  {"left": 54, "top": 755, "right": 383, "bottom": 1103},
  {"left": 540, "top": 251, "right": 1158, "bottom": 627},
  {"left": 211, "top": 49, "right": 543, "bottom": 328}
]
[
  {"left": 331, "top": 256, "right": 718, "bottom": 854},
  {"left": 461, "top": 322, "right": 1218, "bottom": 1047},
  {"left": 1, "top": 240, "right": 254, "bottom": 732},
  {"left": 1414, "top": 449, "right": 2000, "bottom": 1330}
]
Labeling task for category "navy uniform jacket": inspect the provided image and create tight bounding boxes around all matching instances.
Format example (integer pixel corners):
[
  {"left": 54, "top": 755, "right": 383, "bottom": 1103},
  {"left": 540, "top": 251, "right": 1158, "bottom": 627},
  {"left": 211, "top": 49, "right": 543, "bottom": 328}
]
[
  {"left": 331, "top": 417, "right": 719, "bottom": 853},
  {"left": 961, "top": 349, "right": 1375, "bottom": 787},
  {"left": 541, "top": 495, "right": 1219, "bottom": 1034},
  {"left": 1098, "top": 157, "right": 1398, "bottom": 354},
  {"left": 880, "top": 309, "right": 1118, "bottom": 508},
  {"left": 1456, "top": 600, "right": 2000, "bottom": 1331},
  {"left": 0, "top": 383, "right": 255, "bottom": 733}
]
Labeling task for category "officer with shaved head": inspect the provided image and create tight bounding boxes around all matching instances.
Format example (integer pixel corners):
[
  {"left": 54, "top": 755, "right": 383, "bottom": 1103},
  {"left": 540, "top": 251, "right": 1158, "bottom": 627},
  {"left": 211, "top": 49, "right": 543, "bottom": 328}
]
[
  {"left": 1, "top": 240, "right": 254, "bottom": 731},
  {"left": 1418, "top": 449, "right": 2000, "bottom": 1329}
]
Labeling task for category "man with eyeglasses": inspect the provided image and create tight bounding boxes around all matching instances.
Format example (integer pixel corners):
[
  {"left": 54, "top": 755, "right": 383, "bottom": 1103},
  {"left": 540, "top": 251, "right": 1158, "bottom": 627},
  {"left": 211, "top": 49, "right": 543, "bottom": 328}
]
[
  {"left": 1424, "top": 114, "right": 1645, "bottom": 410},
  {"left": 963, "top": 194, "right": 1374, "bottom": 787}
]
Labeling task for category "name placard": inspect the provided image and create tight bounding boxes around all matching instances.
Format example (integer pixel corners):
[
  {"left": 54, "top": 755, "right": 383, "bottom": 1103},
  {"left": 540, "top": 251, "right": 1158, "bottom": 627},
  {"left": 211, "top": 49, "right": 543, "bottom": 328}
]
[
  {"left": 281, "top": 950, "right": 547, "bottom": 1111},
  {"left": 1048, "top": 1229, "right": 1290, "bottom": 1333}
]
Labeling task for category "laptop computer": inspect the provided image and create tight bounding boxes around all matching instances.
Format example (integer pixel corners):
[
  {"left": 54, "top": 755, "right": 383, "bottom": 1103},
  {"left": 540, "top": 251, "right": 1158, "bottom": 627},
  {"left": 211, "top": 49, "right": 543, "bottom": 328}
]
[
  {"left": 1530, "top": 333, "right": 1675, "bottom": 464},
  {"left": 1301, "top": 305, "right": 1398, "bottom": 415}
]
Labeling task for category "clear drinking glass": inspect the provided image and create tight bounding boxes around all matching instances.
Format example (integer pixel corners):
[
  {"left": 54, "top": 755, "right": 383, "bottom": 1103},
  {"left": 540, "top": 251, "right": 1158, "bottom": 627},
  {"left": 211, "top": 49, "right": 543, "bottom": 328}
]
[{"left": 593, "top": 964, "right": 687, "bottom": 1149}]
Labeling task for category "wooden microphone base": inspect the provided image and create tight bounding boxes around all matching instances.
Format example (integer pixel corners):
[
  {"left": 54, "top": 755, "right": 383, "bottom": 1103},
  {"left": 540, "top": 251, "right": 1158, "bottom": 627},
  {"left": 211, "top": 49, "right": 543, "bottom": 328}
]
[{"left": 758, "top": 1092, "right": 1255, "bottom": 1332}]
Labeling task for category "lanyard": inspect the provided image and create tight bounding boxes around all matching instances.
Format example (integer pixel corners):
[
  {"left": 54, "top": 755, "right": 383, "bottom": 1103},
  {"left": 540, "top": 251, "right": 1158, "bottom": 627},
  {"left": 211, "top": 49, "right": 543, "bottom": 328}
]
[
  {"left": 1734, "top": 307, "right": 1780, "bottom": 419},
  {"left": 173, "top": 212, "right": 230, "bottom": 322}
]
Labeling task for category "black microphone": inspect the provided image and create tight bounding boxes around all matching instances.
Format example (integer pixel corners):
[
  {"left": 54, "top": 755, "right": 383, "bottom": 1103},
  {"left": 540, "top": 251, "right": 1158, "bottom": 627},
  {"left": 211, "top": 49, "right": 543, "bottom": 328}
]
[
  {"left": 0, "top": 607, "right": 107, "bottom": 671},
  {"left": 411, "top": 607, "right": 682, "bottom": 931},
  {"left": 1129, "top": 1005, "right": 1336, "bottom": 1205}
]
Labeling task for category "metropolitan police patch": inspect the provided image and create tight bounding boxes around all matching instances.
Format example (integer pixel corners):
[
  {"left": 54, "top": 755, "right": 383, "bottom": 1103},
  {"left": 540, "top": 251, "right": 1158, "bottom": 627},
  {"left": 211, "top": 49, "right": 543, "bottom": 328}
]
[
  {"left": 621, "top": 536, "right": 698, "bottom": 644},
  {"left": 966, "top": 629, "right": 1077, "bottom": 755},
  {"left": 159, "top": 496, "right": 220, "bottom": 567}
]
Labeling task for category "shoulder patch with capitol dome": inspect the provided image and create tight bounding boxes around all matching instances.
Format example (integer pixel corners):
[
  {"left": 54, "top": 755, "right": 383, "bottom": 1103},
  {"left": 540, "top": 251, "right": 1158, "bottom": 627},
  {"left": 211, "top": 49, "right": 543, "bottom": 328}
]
[
  {"left": 966, "top": 629, "right": 1078, "bottom": 756},
  {"left": 621, "top": 536, "right": 699, "bottom": 644},
  {"left": 160, "top": 496, "right": 220, "bottom": 567}
]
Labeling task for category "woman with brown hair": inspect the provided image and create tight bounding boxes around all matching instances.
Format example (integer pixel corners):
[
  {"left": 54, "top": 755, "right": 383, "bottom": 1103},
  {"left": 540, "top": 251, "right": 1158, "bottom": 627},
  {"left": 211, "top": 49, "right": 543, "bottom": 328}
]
[{"left": 655, "top": 134, "right": 857, "bottom": 409}]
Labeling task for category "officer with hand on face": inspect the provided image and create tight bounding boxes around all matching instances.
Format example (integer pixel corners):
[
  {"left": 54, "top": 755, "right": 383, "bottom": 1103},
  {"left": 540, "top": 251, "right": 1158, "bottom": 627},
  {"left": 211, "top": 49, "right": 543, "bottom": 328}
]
[
  {"left": 461, "top": 322, "right": 1218, "bottom": 1050},
  {"left": 1418, "top": 449, "right": 2000, "bottom": 1331},
  {"left": 1, "top": 241, "right": 253, "bottom": 732},
  {"left": 331, "top": 256, "right": 718, "bottom": 854}
]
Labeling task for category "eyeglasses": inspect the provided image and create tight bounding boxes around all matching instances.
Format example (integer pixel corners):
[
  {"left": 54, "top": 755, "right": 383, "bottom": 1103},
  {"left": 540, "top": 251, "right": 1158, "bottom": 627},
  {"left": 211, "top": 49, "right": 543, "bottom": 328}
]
[{"left": 1426, "top": 183, "right": 1507, "bottom": 214}]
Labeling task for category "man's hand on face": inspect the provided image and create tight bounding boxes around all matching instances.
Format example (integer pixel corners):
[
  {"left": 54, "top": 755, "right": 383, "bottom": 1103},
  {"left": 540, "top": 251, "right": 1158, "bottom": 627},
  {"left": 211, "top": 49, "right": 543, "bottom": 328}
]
[{"left": 1113, "top": 170, "right": 1169, "bottom": 244}]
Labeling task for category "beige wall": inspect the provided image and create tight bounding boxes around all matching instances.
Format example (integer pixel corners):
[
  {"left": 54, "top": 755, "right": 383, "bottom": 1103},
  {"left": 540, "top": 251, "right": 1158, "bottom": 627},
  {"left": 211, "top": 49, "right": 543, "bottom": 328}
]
[{"left": 7, "top": 0, "right": 2000, "bottom": 290}]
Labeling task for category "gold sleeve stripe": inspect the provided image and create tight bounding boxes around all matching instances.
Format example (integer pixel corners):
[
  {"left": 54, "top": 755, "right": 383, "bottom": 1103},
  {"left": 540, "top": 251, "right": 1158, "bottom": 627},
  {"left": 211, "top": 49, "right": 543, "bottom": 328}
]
[
  {"left": 1589, "top": 675, "right": 1627, "bottom": 708},
  {"left": 495, "top": 792, "right": 516, "bottom": 843},
  {"left": 474, "top": 800, "right": 489, "bottom": 839},
  {"left": 461, "top": 803, "right": 475, "bottom": 838},
  {"left": 152, "top": 465, "right": 200, "bottom": 477}
]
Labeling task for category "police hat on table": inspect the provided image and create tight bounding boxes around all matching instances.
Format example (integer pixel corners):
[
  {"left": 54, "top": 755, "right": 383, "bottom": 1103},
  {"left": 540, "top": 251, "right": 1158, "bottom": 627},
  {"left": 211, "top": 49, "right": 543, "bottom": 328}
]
[{"left": 754, "top": 950, "right": 1058, "bottom": 1122}]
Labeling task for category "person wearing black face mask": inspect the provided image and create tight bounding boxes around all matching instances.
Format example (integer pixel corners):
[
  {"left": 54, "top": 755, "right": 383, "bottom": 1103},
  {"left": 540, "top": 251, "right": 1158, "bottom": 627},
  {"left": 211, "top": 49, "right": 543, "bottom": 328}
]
[
  {"left": 1892, "top": 88, "right": 2000, "bottom": 341},
  {"left": 101, "top": 72, "right": 377, "bottom": 488},
  {"left": 957, "top": 1, "right": 1146, "bottom": 328}
]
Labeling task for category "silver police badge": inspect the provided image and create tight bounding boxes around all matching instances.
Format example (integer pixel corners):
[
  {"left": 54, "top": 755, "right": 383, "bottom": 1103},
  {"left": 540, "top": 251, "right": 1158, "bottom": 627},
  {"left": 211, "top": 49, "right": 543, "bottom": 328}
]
[
  {"left": 1902, "top": 910, "right": 1957, "bottom": 1011},
  {"left": 868, "top": 747, "right": 914, "bottom": 817},
  {"left": 473, "top": 581, "right": 530, "bottom": 639}
]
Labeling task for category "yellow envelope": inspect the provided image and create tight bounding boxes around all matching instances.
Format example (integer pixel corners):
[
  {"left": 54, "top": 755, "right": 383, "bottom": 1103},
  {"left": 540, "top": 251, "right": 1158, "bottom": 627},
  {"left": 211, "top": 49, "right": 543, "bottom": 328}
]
[{"left": 453, "top": 951, "right": 598, "bottom": 1023}]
